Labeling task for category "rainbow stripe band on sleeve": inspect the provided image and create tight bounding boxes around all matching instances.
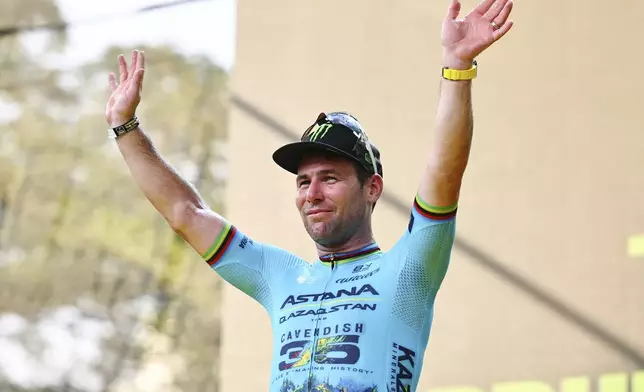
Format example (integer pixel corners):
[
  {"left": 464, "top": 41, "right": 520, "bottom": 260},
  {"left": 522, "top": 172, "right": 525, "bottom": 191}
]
[
  {"left": 202, "top": 223, "right": 237, "bottom": 266},
  {"left": 413, "top": 194, "right": 458, "bottom": 220}
]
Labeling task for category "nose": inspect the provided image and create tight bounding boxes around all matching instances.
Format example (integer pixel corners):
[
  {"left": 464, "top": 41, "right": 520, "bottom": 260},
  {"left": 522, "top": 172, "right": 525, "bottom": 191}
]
[{"left": 306, "top": 178, "right": 324, "bottom": 204}]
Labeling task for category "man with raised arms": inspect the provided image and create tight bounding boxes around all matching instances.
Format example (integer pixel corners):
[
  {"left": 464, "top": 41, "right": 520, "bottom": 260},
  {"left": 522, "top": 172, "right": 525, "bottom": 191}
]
[{"left": 104, "top": 0, "right": 514, "bottom": 390}]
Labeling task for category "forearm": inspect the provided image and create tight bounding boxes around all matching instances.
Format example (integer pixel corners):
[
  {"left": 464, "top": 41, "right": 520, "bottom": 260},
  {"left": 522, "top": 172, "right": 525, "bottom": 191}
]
[
  {"left": 419, "top": 75, "right": 474, "bottom": 207},
  {"left": 116, "top": 127, "right": 207, "bottom": 228},
  {"left": 430, "top": 78, "right": 473, "bottom": 174}
]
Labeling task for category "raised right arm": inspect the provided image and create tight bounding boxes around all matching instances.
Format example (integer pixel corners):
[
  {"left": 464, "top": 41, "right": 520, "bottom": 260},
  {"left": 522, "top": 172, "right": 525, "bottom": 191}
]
[
  {"left": 104, "top": 50, "right": 307, "bottom": 309},
  {"left": 115, "top": 127, "right": 225, "bottom": 255},
  {"left": 105, "top": 50, "right": 223, "bottom": 256}
]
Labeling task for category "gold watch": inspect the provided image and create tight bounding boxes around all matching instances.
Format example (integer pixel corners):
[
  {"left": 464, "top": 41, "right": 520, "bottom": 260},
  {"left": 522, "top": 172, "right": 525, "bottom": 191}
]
[{"left": 442, "top": 61, "right": 477, "bottom": 81}]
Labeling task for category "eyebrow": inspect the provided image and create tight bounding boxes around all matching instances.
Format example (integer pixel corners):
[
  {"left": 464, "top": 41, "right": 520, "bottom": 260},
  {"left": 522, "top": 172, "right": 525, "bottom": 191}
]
[{"left": 296, "top": 169, "right": 339, "bottom": 183}]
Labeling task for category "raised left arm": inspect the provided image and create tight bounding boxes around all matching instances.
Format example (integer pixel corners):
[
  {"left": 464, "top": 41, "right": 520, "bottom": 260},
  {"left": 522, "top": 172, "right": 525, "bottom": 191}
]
[{"left": 418, "top": 0, "right": 515, "bottom": 209}]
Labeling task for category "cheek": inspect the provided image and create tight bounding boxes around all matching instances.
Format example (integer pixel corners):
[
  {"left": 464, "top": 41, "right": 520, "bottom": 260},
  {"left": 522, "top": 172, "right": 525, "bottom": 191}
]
[
  {"left": 328, "top": 188, "right": 353, "bottom": 212},
  {"left": 295, "top": 190, "right": 305, "bottom": 210},
  {"left": 345, "top": 188, "right": 367, "bottom": 212}
]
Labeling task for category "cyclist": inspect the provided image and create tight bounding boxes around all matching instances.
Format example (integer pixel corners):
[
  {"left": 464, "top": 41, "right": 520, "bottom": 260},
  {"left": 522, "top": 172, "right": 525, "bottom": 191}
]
[{"left": 104, "top": 0, "right": 514, "bottom": 390}]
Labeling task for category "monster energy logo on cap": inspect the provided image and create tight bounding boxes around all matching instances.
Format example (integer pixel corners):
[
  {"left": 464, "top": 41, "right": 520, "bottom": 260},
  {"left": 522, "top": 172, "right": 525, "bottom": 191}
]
[{"left": 305, "top": 123, "right": 333, "bottom": 142}]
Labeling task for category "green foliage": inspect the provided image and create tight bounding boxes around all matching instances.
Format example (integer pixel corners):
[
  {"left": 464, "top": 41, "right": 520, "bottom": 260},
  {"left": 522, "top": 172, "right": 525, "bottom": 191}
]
[{"left": 0, "top": 4, "right": 229, "bottom": 391}]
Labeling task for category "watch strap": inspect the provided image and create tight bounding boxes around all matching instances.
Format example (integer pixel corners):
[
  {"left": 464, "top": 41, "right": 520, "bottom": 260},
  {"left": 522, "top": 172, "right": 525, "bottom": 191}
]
[
  {"left": 112, "top": 116, "right": 140, "bottom": 138},
  {"left": 442, "top": 61, "right": 478, "bottom": 81}
]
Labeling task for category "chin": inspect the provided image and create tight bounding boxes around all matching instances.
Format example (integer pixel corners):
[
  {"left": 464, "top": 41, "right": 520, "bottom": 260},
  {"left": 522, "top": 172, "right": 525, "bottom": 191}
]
[
  {"left": 308, "top": 222, "right": 329, "bottom": 235},
  {"left": 305, "top": 222, "right": 332, "bottom": 241}
]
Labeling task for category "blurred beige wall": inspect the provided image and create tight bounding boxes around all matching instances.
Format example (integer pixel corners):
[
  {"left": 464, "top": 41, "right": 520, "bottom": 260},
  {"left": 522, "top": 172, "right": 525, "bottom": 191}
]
[{"left": 219, "top": 0, "right": 644, "bottom": 390}]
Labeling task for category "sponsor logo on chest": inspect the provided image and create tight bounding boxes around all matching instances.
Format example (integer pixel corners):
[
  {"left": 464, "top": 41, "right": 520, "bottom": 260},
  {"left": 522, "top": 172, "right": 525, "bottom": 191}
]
[
  {"left": 280, "top": 284, "right": 379, "bottom": 309},
  {"left": 278, "top": 283, "right": 381, "bottom": 324}
]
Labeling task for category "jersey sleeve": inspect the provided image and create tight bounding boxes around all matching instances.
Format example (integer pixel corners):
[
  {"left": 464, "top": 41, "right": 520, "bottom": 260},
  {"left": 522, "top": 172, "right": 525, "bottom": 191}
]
[
  {"left": 386, "top": 195, "right": 457, "bottom": 333},
  {"left": 201, "top": 221, "right": 307, "bottom": 311},
  {"left": 394, "top": 194, "right": 457, "bottom": 292}
]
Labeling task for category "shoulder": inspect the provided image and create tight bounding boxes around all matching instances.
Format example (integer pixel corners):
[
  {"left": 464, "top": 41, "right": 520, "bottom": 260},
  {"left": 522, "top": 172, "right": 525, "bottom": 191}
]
[
  {"left": 208, "top": 224, "right": 307, "bottom": 272},
  {"left": 408, "top": 194, "right": 458, "bottom": 232}
]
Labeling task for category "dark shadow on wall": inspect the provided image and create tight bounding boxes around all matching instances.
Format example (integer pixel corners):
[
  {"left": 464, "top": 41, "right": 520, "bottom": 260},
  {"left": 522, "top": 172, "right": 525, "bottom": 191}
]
[{"left": 230, "top": 94, "right": 644, "bottom": 369}]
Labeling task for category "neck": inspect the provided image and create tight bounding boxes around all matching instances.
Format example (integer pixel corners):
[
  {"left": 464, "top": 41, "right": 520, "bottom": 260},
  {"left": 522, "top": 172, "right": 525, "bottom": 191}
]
[{"left": 315, "top": 228, "right": 376, "bottom": 257}]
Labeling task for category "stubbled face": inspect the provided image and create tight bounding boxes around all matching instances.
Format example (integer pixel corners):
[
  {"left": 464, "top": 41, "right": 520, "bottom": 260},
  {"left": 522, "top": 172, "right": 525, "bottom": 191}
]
[{"left": 295, "top": 155, "right": 370, "bottom": 248}]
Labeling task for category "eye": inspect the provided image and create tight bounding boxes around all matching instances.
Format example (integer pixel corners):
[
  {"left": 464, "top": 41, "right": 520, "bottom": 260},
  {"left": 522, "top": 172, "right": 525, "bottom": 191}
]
[
  {"left": 324, "top": 176, "right": 338, "bottom": 183},
  {"left": 297, "top": 180, "right": 310, "bottom": 188}
]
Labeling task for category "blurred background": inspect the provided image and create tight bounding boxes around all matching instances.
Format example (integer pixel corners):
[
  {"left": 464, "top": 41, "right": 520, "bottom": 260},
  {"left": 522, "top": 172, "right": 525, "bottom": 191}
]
[{"left": 0, "top": 0, "right": 642, "bottom": 391}]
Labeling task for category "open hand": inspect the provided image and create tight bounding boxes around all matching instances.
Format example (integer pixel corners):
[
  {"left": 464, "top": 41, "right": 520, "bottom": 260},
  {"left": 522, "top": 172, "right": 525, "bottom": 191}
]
[
  {"left": 106, "top": 50, "right": 146, "bottom": 128},
  {"left": 441, "top": 0, "right": 514, "bottom": 69}
]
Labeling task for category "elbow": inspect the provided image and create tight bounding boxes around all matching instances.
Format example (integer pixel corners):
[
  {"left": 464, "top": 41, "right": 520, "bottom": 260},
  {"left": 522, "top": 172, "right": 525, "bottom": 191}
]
[{"left": 167, "top": 200, "right": 202, "bottom": 234}]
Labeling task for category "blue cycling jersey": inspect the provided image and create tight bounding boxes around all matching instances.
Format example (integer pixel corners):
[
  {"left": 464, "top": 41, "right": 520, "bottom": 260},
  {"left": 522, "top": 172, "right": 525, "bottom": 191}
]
[{"left": 202, "top": 195, "right": 457, "bottom": 392}]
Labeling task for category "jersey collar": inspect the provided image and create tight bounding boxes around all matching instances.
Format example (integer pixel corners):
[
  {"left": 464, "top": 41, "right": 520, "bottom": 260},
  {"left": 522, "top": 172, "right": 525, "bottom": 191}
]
[{"left": 318, "top": 242, "right": 381, "bottom": 266}]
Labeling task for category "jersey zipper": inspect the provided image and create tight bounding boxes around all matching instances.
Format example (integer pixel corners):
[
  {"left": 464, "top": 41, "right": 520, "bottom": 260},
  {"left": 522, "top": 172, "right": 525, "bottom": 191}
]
[{"left": 307, "top": 253, "right": 338, "bottom": 390}]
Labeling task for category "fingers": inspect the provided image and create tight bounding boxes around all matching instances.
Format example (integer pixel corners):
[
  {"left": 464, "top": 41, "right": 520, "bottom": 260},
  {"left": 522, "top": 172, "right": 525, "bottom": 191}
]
[
  {"left": 108, "top": 72, "right": 117, "bottom": 92},
  {"left": 129, "top": 50, "right": 138, "bottom": 77},
  {"left": 492, "top": 19, "right": 513, "bottom": 41},
  {"left": 130, "top": 50, "right": 145, "bottom": 93},
  {"left": 493, "top": 0, "right": 513, "bottom": 27},
  {"left": 484, "top": 0, "right": 509, "bottom": 21},
  {"left": 138, "top": 50, "right": 145, "bottom": 72},
  {"left": 131, "top": 68, "right": 145, "bottom": 93},
  {"left": 447, "top": 0, "right": 461, "bottom": 20},
  {"left": 474, "top": 0, "right": 496, "bottom": 15},
  {"left": 118, "top": 54, "right": 128, "bottom": 83},
  {"left": 116, "top": 50, "right": 145, "bottom": 88}
]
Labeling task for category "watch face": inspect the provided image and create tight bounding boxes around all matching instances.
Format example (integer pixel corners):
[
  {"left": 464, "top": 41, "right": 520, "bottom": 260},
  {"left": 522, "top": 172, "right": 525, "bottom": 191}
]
[
  {"left": 112, "top": 119, "right": 139, "bottom": 138},
  {"left": 112, "top": 118, "right": 139, "bottom": 136}
]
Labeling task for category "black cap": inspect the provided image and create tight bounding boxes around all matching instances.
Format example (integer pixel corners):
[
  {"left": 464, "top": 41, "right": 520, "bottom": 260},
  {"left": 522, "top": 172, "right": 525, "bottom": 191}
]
[{"left": 272, "top": 112, "right": 383, "bottom": 177}]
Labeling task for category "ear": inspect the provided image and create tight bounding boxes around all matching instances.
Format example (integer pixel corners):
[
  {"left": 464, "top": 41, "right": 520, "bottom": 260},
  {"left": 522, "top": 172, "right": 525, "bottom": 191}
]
[{"left": 366, "top": 174, "right": 384, "bottom": 204}]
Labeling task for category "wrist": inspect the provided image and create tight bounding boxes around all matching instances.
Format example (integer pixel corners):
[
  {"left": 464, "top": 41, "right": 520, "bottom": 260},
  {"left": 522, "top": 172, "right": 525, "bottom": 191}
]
[
  {"left": 108, "top": 114, "right": 136, "bottom": 129},
  {"left": 110, "top": 116, "right": 140, "bottom": 139},
  {"left": 442, "top": 52, "right": 474, "bottom": 70}
]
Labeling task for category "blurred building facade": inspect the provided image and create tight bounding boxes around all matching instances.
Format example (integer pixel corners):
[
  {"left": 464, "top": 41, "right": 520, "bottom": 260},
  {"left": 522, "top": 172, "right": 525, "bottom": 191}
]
[{"left": 219, "top": 0, "right": 644, "bottom": 390}]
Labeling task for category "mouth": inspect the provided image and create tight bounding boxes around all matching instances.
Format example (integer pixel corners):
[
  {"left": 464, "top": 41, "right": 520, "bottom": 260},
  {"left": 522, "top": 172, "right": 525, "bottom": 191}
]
[{"left": 306, "top": 209, "right": 332, "bottom": 217}]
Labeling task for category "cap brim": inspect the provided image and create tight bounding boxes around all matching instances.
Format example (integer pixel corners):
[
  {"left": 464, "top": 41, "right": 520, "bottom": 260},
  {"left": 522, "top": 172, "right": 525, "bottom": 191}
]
[{"left": 272, "top": 141, "right": 362, "bottom": 175}]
